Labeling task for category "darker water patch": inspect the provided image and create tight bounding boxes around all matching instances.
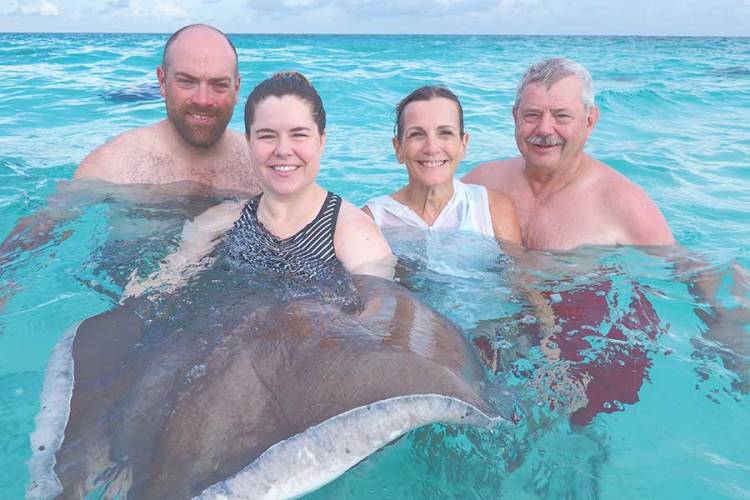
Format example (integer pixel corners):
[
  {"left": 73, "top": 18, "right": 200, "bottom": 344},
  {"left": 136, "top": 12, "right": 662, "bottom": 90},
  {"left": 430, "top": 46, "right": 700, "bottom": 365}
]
[
  {"left": 102, "top": 82, "right": 161, "bottom": 103},
  {"left": 715, "top": 66, "right": 750, "bottom": 78}
]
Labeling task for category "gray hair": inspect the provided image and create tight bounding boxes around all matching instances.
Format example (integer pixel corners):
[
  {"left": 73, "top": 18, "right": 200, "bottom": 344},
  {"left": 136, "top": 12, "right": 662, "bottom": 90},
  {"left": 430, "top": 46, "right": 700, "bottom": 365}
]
[{"left": 514, "top": 57, "right": 595, "bottom": 111}]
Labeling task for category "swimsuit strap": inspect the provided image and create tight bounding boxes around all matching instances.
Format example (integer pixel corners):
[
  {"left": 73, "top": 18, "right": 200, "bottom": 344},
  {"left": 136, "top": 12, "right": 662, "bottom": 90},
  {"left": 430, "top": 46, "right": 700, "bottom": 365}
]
[{"left": 230, "top": 192, "right": 343, "bottom": 278}]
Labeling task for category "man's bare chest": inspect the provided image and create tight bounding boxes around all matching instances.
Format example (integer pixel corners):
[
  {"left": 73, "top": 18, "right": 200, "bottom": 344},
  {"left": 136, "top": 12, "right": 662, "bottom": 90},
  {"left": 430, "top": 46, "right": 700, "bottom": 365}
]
[{"left": 518, "top": 198, "right": 620, "bottom": 251}]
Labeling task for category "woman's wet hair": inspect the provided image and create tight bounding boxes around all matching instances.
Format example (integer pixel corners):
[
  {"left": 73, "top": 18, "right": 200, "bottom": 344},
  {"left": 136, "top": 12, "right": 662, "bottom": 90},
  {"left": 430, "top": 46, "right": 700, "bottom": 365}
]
[
  {"left": 394, "top": 85, "right": 464, "bottom": 142},
  {"left": 244, "top": 72, "right": 326, "bottom": 135}
]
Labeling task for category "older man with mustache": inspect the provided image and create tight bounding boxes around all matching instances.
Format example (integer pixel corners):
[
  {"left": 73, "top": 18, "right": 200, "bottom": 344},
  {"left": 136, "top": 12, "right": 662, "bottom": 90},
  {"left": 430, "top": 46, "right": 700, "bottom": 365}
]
[
  {"left": 464, "top": 57, "right": 678, "bottom": 426},
  {"left": 465, "top": 58, "right": 750, "bottom": 427},
  {"left": 464, "top": 57, "right": 674, "bottom": 250}
]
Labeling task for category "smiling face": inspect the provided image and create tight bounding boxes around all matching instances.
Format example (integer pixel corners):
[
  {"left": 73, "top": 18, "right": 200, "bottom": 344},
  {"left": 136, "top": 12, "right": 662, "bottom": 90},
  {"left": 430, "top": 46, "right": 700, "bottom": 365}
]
[
  {"left": 247, "top": 94, "right": 325, "bottom": 198},
  {"left": 157, "top": 26, "right": 239, "bottom": 149},
  {"left": 393, "top": 97, "right": 468, "bottom": 189},
  {"left": 513, "top": 76, "right": 598, "bottom": 171}
]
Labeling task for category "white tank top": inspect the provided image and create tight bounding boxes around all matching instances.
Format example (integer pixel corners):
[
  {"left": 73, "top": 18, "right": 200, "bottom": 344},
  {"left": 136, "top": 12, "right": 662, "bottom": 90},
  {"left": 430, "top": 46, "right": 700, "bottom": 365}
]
[{"left": 365, "top": 179, "right": 494, "bottom": 238}]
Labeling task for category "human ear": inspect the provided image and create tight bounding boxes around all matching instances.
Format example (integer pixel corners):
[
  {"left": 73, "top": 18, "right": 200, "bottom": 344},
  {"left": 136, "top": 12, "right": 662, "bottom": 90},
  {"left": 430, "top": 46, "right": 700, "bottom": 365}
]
[
  {"left": 459, "top": 132, "right": 469, "bottom": 160},
  {"left": 157, "top": 66, "right": 167, "bottom": 98},
  {"left": 392, "top": 136, "right": 404, "bottom": 164}
]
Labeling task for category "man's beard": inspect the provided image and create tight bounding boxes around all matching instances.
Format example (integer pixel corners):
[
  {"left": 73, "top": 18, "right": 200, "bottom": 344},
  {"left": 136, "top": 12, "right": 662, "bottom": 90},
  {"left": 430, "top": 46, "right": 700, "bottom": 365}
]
[{"left": 168, "top": 104, "right": 233, "bottom": 149}]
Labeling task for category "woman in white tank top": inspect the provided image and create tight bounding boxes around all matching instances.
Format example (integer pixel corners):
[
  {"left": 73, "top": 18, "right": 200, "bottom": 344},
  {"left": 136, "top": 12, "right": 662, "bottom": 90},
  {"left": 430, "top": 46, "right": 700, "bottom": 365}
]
[{"left": 363, "top": 86, "right": 521, "bottom": 244}]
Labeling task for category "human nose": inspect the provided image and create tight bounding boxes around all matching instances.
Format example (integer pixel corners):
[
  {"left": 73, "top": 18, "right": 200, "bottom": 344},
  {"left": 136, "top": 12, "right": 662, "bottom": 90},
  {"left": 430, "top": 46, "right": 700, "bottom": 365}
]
[
  {"left": 274, "top": 136, "right": 292, "bottom": 157},
  {"left": 535, "top": 112, "right": 554, "bottom": 134},
  {"left": 190, "top": 82, "right": 214, "bottom": 108},
  {"left": 421, "top": 133, "right": 441, "bottom": 155}
]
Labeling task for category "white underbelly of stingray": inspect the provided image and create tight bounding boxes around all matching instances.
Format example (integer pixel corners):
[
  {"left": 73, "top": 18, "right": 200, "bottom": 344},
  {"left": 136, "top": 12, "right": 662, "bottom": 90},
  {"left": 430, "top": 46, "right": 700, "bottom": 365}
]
[
  {"left": 198, "top": 394, "right": 503, "bottom": 500},
  {"left": 27, "top": 323, "right": 78, "bottom": 499}
]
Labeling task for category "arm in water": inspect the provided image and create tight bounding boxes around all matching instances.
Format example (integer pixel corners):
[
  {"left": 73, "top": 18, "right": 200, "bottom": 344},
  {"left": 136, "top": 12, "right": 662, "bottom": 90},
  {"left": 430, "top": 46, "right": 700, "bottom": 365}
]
[
  {"left": 0, "top": 183, "right": 87, "bottom": 311},
  {"left": 122, "top": 200, "right": 246, "bottom": 298},
  {"left": 0, "top": 186, "right": 83, "bottom": 265},
  {"left": 673, "top": 253, "right": 750, "bottom": 392}
]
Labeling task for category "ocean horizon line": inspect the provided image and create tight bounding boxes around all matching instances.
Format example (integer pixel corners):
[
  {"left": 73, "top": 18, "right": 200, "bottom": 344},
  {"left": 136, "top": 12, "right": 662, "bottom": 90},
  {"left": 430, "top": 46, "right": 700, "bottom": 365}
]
[{"left": 0, "top": 31, "right": 748, "bottom": 39}]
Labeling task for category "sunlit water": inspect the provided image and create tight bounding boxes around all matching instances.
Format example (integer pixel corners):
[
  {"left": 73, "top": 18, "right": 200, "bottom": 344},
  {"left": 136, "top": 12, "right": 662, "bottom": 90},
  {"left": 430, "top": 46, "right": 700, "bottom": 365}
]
[{"left": 1, "top": 34, "right": 749, "bottom": 498}]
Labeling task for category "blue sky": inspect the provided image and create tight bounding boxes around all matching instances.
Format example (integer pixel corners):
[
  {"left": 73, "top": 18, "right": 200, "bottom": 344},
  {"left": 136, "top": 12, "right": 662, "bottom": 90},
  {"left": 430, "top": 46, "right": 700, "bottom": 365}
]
[{"left": 1, "top": 0, "right": 749, "bottom": 35}]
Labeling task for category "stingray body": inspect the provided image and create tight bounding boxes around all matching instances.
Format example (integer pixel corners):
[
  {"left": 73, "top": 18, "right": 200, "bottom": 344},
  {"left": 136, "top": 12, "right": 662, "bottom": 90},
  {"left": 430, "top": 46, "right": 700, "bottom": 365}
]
[
  {"left": 28, "top": 275, "right": 502, "bottom": 499},
  {"left": 102, "top": 83, "right": 162, "bottom": 103}
]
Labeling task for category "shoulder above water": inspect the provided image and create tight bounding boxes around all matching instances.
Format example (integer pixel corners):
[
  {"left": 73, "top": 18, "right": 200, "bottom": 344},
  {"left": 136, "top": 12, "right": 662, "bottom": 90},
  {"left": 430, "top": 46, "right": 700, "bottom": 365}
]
[
  {"left": 485, "top": 188, "right": 522, "bottom": 245},
  {"left": 589, "top": 160, "right": 675, "bottom": 246},
  {"left": 462, "top": 157, "right": 525, "bottom": 192},
  {"left": 73, "top": 121, "right": 257, "bottom": 194},
  {"left": 74, "top": 122, "right": 166, "bottom": 184},
  {"left": 334, "top": 199, "right": 395, "bottom": 279}
]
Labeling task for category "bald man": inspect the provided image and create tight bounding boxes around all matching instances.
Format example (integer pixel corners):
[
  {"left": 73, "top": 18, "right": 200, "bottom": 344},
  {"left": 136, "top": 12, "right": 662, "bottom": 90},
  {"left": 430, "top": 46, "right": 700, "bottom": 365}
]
[
  {"left": 1, "top": 25, "right": 258, "bottom": 269},
  {"left": 74, "top": 24, "right": 258, "bottom": 194}
]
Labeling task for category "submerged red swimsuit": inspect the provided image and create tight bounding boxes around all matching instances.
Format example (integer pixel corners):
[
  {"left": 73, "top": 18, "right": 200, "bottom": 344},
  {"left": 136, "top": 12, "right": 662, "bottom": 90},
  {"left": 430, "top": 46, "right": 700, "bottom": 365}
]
[
  {"left": 548, "top": 280, "right": 662, "bottom": 425},
  {"left": 474, "top": 278, "right": 664, "bottom": 426}
]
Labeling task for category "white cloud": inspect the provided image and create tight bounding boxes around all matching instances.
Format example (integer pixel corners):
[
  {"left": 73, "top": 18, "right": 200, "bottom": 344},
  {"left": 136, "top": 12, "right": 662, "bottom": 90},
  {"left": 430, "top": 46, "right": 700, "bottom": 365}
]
[
  {"left": 435, "top": 0, "right": 470, "bottom": 7},
  {"left": 0, "top": 1, "right": 18, "bottom": 15},
  {"left": 0, "top": 0, "right": 60, "bottom": 16},
  {"left": 1, "top": 0, "right": 748, "bottom": 35},
  {"left": 104, "top": 0, "right": 130, "bottom": 9},
  {"left": 284, "top": 0, "right": 318, "bottom": 6},
  {"left": 244, "top": 0, "right": 327, "bottom": 13},
  {"left": 38, "top": 0, "right": 58, "bottom": 16},
  {"left": 127, "top": 0, "right": 187, "bottom": 19},
  {"left": 153, "top": 0, "right": 187, "bottom": 18}
]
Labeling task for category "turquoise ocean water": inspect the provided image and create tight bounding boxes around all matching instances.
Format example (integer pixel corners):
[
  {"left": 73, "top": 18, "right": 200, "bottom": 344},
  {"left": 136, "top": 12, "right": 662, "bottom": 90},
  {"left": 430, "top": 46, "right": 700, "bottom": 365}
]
[{"left": 1, "top": 34, "right": 749, "bottom": 498}]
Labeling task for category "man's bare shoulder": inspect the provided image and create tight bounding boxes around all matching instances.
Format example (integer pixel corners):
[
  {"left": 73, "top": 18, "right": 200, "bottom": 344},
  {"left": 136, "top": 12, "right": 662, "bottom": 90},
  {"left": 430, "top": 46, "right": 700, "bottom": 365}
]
[
  {"left": 211, "top": 129, "right": 258, "bottom": 193},
  {"left": 74, "top": 122, "right": 165, "bottom": 182},
  {"left": 589, "top": 159, "right": 651, "bottom": 202},
  {"left": 221, "top": 129, "right": 253, "bottom": 170},
  {"left": 591, "top": 159, "right": 675, "bottom": 246},
  {"left": 462, "top": 157, "right": 524, "bottom": 191},
  {"left": 223, "top": 128, "right": 249, "bottom": 146}
]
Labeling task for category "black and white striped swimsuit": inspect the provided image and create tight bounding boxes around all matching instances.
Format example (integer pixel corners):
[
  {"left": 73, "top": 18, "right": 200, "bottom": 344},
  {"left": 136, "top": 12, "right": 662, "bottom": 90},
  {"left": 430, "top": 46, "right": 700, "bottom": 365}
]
[{"left": 226, "top": 191, "right": 343, "bottom": 280}]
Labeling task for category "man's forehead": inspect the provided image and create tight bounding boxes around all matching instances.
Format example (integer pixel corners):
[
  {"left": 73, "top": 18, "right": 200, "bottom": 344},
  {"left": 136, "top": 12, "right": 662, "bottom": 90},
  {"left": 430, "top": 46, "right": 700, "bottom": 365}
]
[
  {"left": 165, "top": 27, "right": 236, "bottom": 73},
  {"left": 519, "top": 77, "right": 584, "bottom": 106}
]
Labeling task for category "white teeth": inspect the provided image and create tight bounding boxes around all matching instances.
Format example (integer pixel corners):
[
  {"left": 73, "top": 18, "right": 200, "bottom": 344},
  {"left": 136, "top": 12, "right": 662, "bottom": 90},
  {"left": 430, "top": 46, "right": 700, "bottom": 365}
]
[
  {"left": 272, "top": 165, "right": 297, "bottom": 172},
  {"left": 190, "top": 113, "right": 210, "bottom": 120},
  {"left": 420, "top": 160, "right": 446, "bottom": 167}
]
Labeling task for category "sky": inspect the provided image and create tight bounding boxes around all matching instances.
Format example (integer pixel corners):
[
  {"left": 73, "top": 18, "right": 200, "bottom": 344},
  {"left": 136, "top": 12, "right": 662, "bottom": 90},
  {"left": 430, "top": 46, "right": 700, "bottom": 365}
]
[{"left": 0, "top": 0, "right": 749, "bottom": 36}]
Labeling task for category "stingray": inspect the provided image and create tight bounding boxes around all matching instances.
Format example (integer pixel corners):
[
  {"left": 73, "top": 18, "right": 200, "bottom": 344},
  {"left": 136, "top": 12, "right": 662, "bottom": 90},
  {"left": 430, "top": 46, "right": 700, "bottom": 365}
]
[
  {"left": 27, "top": 274, "right": 505, "bottom": 499},
  {"left": 102, "top": 82, "right": 162, "bottom": 103}
]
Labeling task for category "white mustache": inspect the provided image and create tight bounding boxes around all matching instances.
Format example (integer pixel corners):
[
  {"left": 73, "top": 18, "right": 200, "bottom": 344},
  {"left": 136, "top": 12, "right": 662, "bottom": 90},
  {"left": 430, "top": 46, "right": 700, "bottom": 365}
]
[{"left": 527, "top": 135, "right": 563, "bottom": 146}]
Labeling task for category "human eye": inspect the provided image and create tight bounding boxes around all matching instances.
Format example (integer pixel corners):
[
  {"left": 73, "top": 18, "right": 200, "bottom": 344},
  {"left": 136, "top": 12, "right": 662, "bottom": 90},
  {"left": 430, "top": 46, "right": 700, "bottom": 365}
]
[
  {"left": 175, "top": 76, "right": 195, "bottom": 87},
  {"left": 439, "top": 129, "right": 455, "bottom": 137},
  {"left": 407, "top": 130, "right": 425, "bottom": 139},
  {"left": 255, "top": 132, "right": 275, "bottom": 141},
  {"left": 212, "top": 80, "right": 231, "bottom": 93},
  {"left": 522, "top": 111, "right": 542, "bottom": 124}
]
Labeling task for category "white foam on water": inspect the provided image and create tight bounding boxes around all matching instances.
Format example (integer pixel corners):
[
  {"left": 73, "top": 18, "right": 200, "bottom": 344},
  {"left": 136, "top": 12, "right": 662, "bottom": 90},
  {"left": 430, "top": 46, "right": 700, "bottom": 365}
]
[
  {"left": 197, "top": 394, "right": 505, "bottom": 500},
  {"left": 26, "top": 323, "right": 78, "bottom": 499}
]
